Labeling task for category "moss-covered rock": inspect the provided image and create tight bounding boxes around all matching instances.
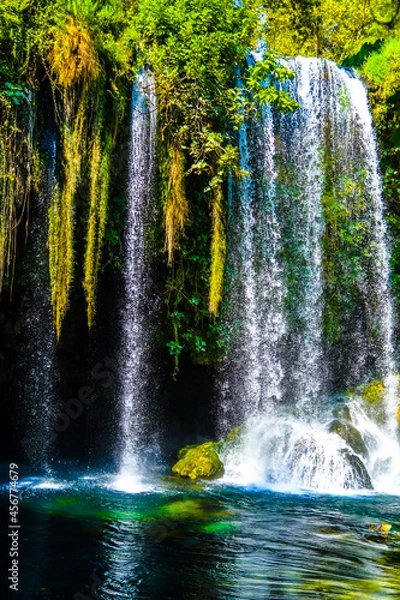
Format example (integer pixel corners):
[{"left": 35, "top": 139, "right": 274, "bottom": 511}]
[
  {"left": 332, "top": 402, "right": 352, "bottom": 422},
  {"left": 329, "top": 419, "right": 368, "bottom": 457},
  {"left": 172, "top": 441, "right": 224, "bottom": 480},
  {"left": 340, "top": 449, "right": 373, "bottom": 489}
]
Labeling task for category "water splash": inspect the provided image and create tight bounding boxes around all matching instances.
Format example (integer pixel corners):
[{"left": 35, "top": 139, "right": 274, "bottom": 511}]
[
  {"left": 220, "top": 57, "right": 399, "bottom": 493},
  {"left": 221, "top": 392, "right": 400, "bottom": 495},
  {"left": 117, "top": 72, "right": 157, "bottom": 487}
]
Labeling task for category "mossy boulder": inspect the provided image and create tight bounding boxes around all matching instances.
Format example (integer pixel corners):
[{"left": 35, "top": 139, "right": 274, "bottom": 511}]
[
  {"left": 332, "top": 402, "right": 352, "bottom": 422},
  {"left": 172, "top": 424, "right": 247, "bottom": 481},
  {"left": 329, "top": 419, "right": 368, "bottom": 458},
  {"left": 172, "top": 441, "right": 224, "bottom": 481},
  {"left": 339, "top": 449, "right": 373, "bottom": 489}
]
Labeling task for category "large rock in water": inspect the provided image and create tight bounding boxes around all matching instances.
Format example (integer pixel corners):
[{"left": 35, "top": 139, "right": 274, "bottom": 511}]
[
  {"left": 340, "top": 449, "right": 373, "bottom": 490},
  {"left": 172, "top": 442, "right": 224, "bottom": 480},
  {"left": 329, "top": 419, "right": 368, "bottom": 458}
]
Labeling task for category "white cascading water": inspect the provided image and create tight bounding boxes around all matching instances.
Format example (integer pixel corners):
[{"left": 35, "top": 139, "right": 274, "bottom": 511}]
[
  {"left": 220, "top": 57, "right": 400, "bottom": 494},
  {"left": 219, "top": 103, "right": 287, "bottom": 430},
  {"left": 277, "top": 58, "right": 326, "bottom": 411},
  {"left": 114, "top": 73, "right": 157, "bottom": 491}
]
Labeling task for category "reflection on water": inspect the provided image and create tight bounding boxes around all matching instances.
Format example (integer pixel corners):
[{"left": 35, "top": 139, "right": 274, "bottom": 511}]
[{"left": 1, "top": 472, "right": 400, "bottom": 599}]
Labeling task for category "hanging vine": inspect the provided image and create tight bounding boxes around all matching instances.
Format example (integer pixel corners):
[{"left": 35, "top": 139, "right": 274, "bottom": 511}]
[
  {"left": 83, "top": 118, "right": 113, "bottom": 328},
  {"left": 164, "top": 143, "right": 190, "bottom": 265},
  {"left": 47, "top": 16, "right": 99, "bottom": 338},
  {"left": 209, "top": 177, "right": 226, "bottom": 316},
  {"left": 0, "top": 88, "right": 34, "bottom": 296}
]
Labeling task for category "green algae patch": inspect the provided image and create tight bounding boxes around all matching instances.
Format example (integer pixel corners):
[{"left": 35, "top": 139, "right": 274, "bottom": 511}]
[
  {"left": 47, "top": 496, "right": 143, "bottom": 522},
  {"left": 298, "top": 577, "right": 386, "bottom": 598},
  {"left": 54, "top": 496, "right": 81, "bottom": 507},
  {"left": 158, "top": 498, "right": 231, "bottom": 521},
  {"left": 201, "top": 521, "right": 236, "bottom": 535},
  {"left": 160, "top": 499, "right": 207, "bottom": 519},
  {"left": 172, "top": 441, "right": 224, "bottom": 480}
]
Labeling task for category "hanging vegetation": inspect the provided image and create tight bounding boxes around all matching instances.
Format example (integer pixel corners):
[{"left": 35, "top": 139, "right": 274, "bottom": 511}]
[
  {"left": 164, "top": 144, "right": 189, "bottom": 265},
  {"left": 7, "top": 0, "right": 390, "bottom": 372},
  {"left": 0, "top": 91, "right": 34, "bottom": 296},
  {"left": 83, "top": 124, "right": 113, "bottom": 327},
  {"left": 47, "top": 16, "right": 100, "bottom": 90},
  {"left": 0, "top": 0, "right": 36, "bottom": 296},
  {"left": 209, "top": 180, "right": 226, "bottom": 316},
  {"left": 46, "top": 16, "right": 99, "bottom": 337}
]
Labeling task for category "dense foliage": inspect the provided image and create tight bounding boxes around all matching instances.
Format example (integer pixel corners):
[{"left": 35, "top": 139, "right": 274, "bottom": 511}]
[
  {"left": 1, "top": 0, "right": 400, "bottom": 370},
  {"left": 261, "top": 0, "right": 400, "bottom": 322},
  {"left": 0, "top": 0, "right": 298, "bottom": 366}
]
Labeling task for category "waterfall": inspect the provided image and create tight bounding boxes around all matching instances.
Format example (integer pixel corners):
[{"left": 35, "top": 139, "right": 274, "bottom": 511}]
[
  {"left": 220, "top": 57, "right": 400, "bottom": 493},
  {"left": 115, "top": 72, "right": 157, "bottom": 490},
  {"left": 219, "top": 104, "right": 286, "bottom": 430},
  {"left": 19, "top": 131, "right": 58, "bottom": 472}
]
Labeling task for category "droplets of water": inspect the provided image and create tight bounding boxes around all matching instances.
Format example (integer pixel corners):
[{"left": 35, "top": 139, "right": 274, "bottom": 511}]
[
  {"left": 117, "top": 72, "right": 157, "bottom": 485},
  {"left": 18, "top": 131, "right": 58, "bottom": 473},
  {"left": 220, "top": 57, "right": 399, "bottom": 493}
]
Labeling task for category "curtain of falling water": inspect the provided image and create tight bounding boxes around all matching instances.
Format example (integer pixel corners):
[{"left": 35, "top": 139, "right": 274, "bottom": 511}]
[
  {"left": 116, "top": 73, "right": 157, "bottom": 484},
  {"left": 219, "top": 58, "right": 399, "bottom": 492}
]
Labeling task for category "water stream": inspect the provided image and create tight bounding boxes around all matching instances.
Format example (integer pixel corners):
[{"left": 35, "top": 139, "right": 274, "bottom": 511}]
[
  {"left": 220, "top": 57, "right": 400, "bottom": 494},
  {"left": 115, "top": 72, "right": 157, "bottom": 491}
]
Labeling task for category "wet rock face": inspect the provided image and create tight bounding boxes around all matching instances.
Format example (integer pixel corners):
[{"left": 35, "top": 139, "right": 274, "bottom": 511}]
[
  {"left": 328, "top": 410, "right": 373, "bottom": 489},
  {"left": 340, "top": 449, "right": 373, "bottom": 490},
  {"left": 172, "top": 441, "right": 224, "bottom": 480},
  {"left": 332, "top": 401, "right": 352, "bottom": 422},
  {"left": 329, "top": 419, "right": 368, "bottom": 458}
]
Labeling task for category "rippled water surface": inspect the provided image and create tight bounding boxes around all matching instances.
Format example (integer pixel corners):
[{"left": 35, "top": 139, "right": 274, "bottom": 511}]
[{"left": 1, "top": 468, "right": 400, "bottom": 599}]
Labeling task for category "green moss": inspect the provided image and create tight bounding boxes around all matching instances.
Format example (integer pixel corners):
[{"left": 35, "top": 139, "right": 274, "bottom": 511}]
[
  {"left": 172, "top": 441, "right": 224, "bottom": 481},
  {"left": 360, "top": 380, "right": 387, "bottom": 406},
  {"left": 329, "top": 419, "right": 368, "bottom": 457},
  {"left": 225, "top": 424, "right": 246, "bottom": 443},
  {"left": 209, "top": 181, "right": 226, "bottom": 316},
  {"left": 172, "top": 424, "right": 247, "bottom": 480},
  {"left": 83, "top": 125, "right": 113, "bottom": 328},
  {"left": 353, "top": 377, "right": 400, "bottom": 427},
  {"left": 49, "top": 90, "right": 89, "bottom": 339}
]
